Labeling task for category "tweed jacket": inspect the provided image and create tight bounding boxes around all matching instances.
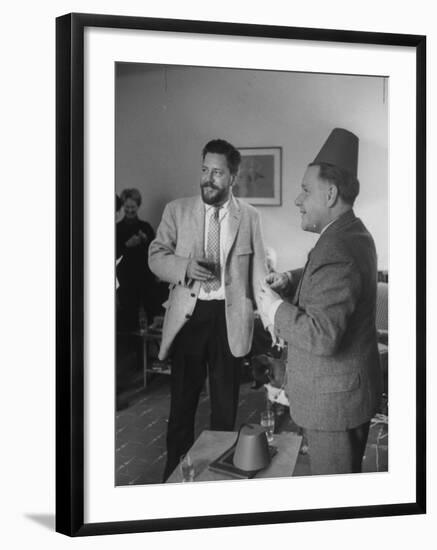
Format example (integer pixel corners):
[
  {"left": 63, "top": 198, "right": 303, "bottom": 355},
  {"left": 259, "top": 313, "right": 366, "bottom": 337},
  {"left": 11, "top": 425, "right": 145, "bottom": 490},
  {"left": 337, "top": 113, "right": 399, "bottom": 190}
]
[
  {"left": 274, "top": 210, "right": 381, "bottom": 431},
  {"left": 149, "top": 195, "right": 267, "bottom": 360}
]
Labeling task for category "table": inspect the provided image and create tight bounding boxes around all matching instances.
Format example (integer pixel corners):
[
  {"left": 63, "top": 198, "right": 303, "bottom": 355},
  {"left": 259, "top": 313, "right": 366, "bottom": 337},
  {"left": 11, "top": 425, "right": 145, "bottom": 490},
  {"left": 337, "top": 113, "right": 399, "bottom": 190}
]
[{"left": 166, "top": 430, "right": 302, "bottom": 483}]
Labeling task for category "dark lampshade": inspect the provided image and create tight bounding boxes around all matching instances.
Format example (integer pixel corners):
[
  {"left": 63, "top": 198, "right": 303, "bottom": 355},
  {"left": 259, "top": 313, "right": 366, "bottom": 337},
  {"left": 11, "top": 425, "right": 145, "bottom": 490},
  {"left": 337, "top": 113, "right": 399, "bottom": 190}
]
[{"left": 233, "top": 424, "right": 271, "bottom": 471}]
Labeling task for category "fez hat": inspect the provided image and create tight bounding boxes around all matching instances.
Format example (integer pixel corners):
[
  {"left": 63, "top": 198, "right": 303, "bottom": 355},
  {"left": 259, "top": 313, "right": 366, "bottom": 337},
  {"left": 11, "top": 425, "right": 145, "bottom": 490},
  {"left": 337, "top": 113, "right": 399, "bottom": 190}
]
[{"left": 312, "top": 128, "right": 359, "bottom": 178}]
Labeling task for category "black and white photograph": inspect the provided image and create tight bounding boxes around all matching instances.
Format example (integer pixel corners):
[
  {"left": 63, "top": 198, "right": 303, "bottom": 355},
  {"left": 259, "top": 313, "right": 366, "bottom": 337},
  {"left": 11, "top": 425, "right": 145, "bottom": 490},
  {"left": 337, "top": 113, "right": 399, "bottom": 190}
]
[
  {"left": 114, "top": 62, "right": 389, "bottom": 486},
  {"left": 3, "top": 0, "right": 433, "bottom": 547},
  {"left": 53, "top": 10, "right": 425, "bottom": 538}
]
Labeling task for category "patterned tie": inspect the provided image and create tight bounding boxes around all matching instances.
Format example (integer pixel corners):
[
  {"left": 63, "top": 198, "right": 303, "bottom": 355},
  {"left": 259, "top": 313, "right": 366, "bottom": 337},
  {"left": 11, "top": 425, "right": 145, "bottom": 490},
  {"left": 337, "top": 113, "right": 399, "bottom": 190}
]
[{"left": 203, "top": 207, "right": 221, "bottom": 293}]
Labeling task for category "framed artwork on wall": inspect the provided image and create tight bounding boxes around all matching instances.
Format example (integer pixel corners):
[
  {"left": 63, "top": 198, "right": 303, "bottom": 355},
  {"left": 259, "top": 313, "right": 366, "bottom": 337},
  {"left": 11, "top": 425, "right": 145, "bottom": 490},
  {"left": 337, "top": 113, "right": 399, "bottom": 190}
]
[
  {"left": 56, "top": 12, "right": 426, "bottom": 537},
  {"left": 233, "top": 147, "right": 282, "bottom": 206}
]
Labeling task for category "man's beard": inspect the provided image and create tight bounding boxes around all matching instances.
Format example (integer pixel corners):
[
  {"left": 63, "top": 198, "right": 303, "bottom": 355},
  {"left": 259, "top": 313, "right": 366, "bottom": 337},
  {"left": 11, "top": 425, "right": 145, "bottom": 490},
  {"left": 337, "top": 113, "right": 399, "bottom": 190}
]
[{"left": 200, "top": 184, "right": 229, "bottom": 206}]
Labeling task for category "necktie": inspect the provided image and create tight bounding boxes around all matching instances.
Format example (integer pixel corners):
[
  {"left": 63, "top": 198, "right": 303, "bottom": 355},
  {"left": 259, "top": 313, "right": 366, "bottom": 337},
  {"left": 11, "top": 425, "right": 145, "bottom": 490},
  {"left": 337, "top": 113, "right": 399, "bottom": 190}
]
[{"left": 203, "top": 207, "right": 221, "bottom": 292}]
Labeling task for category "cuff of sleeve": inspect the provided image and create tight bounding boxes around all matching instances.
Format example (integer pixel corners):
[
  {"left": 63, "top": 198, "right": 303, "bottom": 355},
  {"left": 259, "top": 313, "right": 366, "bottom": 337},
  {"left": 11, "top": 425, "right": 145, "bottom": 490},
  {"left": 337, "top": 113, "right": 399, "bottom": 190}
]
[
  {"left": 268, "top": 299, "right": 283, "bottom": 326},
  {"left": 175, "top": 257, "right": 190, "bottom": 286},
  {"left": 182, "top": 262, "right": 193, "bottom": 287}
]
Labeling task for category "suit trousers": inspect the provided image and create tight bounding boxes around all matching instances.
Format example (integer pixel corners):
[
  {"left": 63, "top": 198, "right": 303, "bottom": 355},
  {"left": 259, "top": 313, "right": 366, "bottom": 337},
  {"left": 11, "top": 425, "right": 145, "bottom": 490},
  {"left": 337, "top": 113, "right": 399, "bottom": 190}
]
[
  {"left": 163, "top": 300, "right": 242, "bottom": 481},
  {"left": 304, "top": 421, "right": 370, "bottom": 475}
]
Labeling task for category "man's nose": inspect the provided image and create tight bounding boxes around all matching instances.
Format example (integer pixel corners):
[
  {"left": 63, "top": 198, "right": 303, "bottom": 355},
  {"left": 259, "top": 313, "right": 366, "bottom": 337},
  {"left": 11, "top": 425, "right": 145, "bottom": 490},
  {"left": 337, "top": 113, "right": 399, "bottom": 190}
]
[{"left": 295, "top": 193, "right": 302, "bottom": 206}]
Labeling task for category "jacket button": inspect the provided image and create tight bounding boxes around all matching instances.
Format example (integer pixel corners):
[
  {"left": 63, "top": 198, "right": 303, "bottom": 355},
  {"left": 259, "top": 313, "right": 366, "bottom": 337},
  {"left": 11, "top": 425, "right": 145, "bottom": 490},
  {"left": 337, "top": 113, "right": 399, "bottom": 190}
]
[
  {"left": 190, "top": 293, "right": 196, "bottom": 298},
  {"left": 185, "top": 313, "right": 191, "bottom": 319}
]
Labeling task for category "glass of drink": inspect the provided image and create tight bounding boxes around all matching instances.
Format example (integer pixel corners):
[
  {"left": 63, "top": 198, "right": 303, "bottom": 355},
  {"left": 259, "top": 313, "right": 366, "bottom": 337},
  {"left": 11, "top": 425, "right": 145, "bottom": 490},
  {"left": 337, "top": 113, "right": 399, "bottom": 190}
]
[
  {"left": 198, "top": 258, "right": 217, "bottom": 278},
  {"left": 260, "top": 410, "right": 275, "bottom": 443},
  {"left": 179, "top": 453, "right": 195, "bottom": 482},
  {"left": 138, "top": 306, "right": 148, "bottom": 334}
]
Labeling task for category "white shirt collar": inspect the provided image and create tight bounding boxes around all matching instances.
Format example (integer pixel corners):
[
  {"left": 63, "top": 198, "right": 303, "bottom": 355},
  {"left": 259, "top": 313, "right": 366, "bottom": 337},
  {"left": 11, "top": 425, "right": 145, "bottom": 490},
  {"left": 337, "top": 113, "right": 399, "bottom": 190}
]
[
  {"left": 320, "top": 209, "right": 353, "bottom": 235},
  {"left": 320, "top": 217, "right": 337, "bottom": 235}
]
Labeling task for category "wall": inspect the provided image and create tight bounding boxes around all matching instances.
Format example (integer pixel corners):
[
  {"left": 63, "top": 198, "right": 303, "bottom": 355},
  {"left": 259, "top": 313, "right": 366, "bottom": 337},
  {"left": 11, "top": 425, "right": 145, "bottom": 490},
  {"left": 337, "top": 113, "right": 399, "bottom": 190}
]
[{"left": 116, "top": 63, "right": 388, "bottom": 270}]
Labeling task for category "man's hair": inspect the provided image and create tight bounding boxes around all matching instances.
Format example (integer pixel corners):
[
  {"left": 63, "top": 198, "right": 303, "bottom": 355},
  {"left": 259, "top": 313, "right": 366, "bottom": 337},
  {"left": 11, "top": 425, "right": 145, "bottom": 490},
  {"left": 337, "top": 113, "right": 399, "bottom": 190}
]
[
  {"left": 120, "top": 188, "right": 142, "bottom": 207},
  {"left": 310, "top": 162, "right": 360, "bottom": 206},
  {"left": 202, "top": 139, "right": 241, "bottom": 175}
]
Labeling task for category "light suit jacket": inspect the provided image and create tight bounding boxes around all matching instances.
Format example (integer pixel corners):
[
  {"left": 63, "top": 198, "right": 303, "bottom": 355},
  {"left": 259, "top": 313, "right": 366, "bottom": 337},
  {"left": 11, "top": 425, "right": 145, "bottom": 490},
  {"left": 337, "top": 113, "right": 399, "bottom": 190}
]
[
  {"left": 149, "top": 195, "right": 267, "bottom": 360},
  {"left": 274, "top": 210, "right": 382, "bottom": 431}
]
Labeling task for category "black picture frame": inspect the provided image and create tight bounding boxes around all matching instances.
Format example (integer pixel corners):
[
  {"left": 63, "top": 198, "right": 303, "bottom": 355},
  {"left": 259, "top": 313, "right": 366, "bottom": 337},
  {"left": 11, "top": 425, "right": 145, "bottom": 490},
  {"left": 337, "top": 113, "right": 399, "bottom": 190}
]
[{"left": 56, "top": 12, "right": 426, "bottom": 537}]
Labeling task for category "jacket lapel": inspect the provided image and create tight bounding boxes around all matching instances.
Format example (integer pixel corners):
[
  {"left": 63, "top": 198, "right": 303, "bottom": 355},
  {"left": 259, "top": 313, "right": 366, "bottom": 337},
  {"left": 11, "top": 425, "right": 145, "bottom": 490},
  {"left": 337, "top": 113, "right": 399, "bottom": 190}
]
[
  {"left": 293, "top": 210, "right": 356, "bottom": 305},
  {"left": 293, "top": 248, "right": 313, "bottom": 305},
  {"left": 191, "top": 196, "right": 206, "bottom": 257},
  {"left": 223, "top": 195, "right": 242, "bottom": 262}
]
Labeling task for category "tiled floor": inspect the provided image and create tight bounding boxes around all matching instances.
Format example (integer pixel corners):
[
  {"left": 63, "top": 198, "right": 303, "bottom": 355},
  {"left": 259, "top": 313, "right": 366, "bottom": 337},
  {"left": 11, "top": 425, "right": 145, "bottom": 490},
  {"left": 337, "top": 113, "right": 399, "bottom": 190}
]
[{"left": 115, "top": 336, "right": 387, "bottom": 486}]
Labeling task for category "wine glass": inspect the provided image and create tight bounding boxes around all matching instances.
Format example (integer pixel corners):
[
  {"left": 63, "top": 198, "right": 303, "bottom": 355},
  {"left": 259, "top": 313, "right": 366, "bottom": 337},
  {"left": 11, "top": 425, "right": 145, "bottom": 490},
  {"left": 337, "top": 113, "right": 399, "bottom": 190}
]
[
  {"left": 198, "top": 257, "right": 218, "bottom": 279},
  {"left": 179, "top": 453, "right": 195, "bottom": 482},
  {"left": 260, "top": 410, "right": 275, "bottom": 443}
]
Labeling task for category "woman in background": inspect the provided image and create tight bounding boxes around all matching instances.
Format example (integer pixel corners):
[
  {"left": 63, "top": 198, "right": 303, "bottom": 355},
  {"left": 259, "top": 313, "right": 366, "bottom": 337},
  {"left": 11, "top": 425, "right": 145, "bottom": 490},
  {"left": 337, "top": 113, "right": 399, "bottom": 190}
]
[{"left": 116, "top": 188, "right": 159, "bottom": 331}]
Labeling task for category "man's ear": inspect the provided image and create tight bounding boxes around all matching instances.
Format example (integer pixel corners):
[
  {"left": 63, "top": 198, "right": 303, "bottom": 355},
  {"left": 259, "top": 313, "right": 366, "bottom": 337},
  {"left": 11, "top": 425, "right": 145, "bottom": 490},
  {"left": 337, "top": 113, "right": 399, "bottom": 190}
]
[
  {"left": 231, "top": 166, "right": 241, "bottom": 187},
  {"left": 326, "top": 183, "right": 339, "bottom": 207}
]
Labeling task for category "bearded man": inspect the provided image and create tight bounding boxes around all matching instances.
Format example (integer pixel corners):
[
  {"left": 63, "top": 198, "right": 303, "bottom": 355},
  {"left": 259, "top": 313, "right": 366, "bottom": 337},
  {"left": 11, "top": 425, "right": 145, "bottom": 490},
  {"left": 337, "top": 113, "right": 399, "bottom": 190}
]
[{"left": 149, "top": 138, "right": 268, "bottom": 480}]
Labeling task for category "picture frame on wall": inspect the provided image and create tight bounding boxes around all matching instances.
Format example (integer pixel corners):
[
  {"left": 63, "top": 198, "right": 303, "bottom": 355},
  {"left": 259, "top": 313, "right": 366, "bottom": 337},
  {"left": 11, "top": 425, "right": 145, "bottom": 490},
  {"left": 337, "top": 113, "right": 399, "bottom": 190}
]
[
  {"left": 233, "top": 147, "right": 282, "bottom": 206},
  {"left": 56, "top": 12, "right": 426, "bottom": 537}
]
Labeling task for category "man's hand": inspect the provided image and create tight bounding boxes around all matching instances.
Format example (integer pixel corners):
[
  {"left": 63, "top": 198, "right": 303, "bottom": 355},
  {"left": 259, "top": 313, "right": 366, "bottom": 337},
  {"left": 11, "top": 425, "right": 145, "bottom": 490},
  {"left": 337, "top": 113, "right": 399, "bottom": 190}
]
[
  {"left": 125, "top": 234, "right": 142, "bottom": 248},
  {"left": 265, "top": 271, "right": 291, "bottom": 293},
  {"left": 186, "top": 258, "right": 215, "bottom": 282},
  {"left": 257, "top": 281, "right": 285, "bottom": 348},
  {"left": 266, "top": 324, "right": 285, "bottom": 350},
  {"left": 138, "top": 230, "right": 148, "bottom": 243},
  {"left": 258, "top": 280, "right": 281, "bottom": 319}
]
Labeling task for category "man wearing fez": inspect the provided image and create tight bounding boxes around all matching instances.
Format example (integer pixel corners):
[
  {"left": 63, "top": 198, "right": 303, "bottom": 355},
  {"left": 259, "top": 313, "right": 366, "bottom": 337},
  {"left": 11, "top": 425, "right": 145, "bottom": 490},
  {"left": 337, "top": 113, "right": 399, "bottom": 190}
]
[
  {"left": 149, "top": 139, "right": 268, "bottom": 480},
  {"left": 259, "top": 128, "right": 382, "bottom": 475}
]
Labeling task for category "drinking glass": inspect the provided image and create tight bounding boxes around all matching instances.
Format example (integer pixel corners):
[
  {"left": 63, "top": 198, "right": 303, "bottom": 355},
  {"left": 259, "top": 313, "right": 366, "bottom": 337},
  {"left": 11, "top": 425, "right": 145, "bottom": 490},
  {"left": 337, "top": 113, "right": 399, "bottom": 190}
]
[
  {"left": 179, "top": 453, "right": 195, "bottom": 482},
  {"left": 198, "top": 257, "right": 218, "bottom": 279},
  {"left": 260, "top": 410, "right": 275, "bottom": 443},
  {"left": 138, "top": 307, "right": 148, "bottom": 334}
]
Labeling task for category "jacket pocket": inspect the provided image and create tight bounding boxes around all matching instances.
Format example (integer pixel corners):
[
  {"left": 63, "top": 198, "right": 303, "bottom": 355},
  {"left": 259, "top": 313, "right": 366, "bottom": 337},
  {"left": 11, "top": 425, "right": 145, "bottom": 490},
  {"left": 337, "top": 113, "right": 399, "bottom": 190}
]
[{"left": 316, "top": 373, "right": 360, "bottom": 394}]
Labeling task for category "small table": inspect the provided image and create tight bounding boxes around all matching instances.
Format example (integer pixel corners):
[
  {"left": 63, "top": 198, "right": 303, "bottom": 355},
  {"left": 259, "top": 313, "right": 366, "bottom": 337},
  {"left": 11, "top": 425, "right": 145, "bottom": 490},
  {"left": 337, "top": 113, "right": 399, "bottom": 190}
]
[{"left": 166, "top": 430, "right": 302, "bottom": 483}]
